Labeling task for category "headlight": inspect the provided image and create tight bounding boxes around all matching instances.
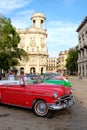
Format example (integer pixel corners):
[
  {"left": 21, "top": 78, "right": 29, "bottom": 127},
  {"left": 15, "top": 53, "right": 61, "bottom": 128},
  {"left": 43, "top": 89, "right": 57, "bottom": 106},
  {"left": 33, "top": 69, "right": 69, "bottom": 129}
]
[
  {"left": 53, "top": 92, "right": 58, "bottom": 98},
  {"left": 70, "top": 88, "right": 74, "bottom": 94}
]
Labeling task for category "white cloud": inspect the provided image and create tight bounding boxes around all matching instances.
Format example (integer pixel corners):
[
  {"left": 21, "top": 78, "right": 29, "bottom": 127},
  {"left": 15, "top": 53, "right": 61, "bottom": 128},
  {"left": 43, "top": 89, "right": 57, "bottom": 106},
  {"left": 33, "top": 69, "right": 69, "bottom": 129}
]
[
  {"left": 12, "top": 17, "right": 78, "bottom": 58},
  {"left": 11, "top": 10, "right": 34, "bottom": 29},
  {"left": 0, "top": 0, "right": 33, "bottom": 14},
  {"left": 0, "top": 0, "right": 34, "bottom": 28},
  {"left": 47, "top": 21, "right": 78, "bottom": 57},
  {"left": 0, "top": 0, "right": 78, "bottom": 58}
]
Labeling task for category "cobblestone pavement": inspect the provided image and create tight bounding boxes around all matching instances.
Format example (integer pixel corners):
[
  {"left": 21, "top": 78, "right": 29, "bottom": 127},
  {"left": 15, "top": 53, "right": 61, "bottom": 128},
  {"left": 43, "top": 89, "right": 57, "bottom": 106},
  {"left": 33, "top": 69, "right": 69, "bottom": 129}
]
[{"left": 0, "top": 77, "right": 87, "bottom": 130}]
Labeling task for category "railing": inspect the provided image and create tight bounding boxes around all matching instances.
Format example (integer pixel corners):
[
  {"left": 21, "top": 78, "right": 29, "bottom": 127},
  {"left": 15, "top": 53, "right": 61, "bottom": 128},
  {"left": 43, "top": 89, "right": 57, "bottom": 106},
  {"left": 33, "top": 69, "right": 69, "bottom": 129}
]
[
  {"left": 28, "top": 51, "right": 48, "bottom": 56},
  {"left": 77, "top": 57, "right": 87, "bottom": 63}
]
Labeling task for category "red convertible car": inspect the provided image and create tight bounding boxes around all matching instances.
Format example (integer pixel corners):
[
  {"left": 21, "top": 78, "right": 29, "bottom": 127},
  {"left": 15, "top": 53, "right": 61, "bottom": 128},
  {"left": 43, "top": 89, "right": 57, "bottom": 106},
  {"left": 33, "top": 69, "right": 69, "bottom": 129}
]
[{"left": 0, "top": 80, "right": 75, "bottom": 117}]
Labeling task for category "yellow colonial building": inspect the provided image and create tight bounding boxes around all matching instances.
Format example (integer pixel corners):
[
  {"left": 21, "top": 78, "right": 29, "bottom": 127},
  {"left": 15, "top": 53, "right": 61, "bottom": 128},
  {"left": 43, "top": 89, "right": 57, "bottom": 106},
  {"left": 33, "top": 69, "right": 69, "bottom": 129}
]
[
  {"left": 46, "top": 58, "right": 57, "bottom": 72},
  {"left": 57, "top": 50, "right": 69, "bottom": 75},
  {"left": 16, "top": 12, "right": 48, "bottom": 74}
]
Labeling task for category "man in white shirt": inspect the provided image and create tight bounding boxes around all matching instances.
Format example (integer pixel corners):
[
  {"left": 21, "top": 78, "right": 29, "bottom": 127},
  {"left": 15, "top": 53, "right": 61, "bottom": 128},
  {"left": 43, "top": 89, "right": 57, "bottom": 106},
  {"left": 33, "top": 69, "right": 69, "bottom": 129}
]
[{"left": 8, "top": 70, "right": 15, "bottom": 80}]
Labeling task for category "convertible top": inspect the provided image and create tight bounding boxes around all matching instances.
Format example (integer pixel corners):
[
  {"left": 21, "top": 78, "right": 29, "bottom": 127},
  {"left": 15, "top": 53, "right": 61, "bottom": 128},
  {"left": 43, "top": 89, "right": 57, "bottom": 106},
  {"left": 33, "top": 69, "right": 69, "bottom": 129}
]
[{"left": 0, "top": 80, "right": 19, "bottom": 85}]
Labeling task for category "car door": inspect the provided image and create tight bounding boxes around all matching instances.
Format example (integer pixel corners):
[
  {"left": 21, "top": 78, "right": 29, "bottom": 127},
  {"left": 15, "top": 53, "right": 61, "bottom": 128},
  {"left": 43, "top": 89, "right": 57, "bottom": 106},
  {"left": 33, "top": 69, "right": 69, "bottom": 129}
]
[{"left": 1, "top": 84, "right": 27, "bottom": 106}]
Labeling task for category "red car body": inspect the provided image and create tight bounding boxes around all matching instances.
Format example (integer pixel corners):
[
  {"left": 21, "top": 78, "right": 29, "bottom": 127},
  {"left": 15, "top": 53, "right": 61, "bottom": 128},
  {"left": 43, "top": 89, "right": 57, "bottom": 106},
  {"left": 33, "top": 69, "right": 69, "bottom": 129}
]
[{"left": 0, "top": 80, "right": 75, "bottom": 117}]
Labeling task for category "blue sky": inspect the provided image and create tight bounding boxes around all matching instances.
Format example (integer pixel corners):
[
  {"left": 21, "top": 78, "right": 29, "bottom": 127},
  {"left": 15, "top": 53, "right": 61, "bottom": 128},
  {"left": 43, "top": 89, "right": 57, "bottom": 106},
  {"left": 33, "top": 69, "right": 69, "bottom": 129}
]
[{"left": 0, "top": 0, "right": 87, "bottom": 57}]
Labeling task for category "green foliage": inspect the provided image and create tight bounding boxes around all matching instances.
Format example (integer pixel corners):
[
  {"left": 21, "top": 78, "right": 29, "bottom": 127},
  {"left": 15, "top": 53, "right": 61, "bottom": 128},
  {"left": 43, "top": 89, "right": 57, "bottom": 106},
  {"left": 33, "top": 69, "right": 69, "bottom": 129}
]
[
  {"left": 0, "top": 16, "right": 28, "bottom": 72},
  {"left": 0, "top": 17, "right": 20, "bottom": 50},
  {"left": 66, "top": 46, "right": 78, "bottom": 75}
]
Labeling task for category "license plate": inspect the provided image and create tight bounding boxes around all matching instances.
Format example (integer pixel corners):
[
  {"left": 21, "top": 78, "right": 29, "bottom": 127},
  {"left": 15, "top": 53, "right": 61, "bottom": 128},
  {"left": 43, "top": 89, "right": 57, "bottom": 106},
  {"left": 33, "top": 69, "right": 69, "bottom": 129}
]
[{"left": 68, "top": 100, "right": 74, "bottom": 106}]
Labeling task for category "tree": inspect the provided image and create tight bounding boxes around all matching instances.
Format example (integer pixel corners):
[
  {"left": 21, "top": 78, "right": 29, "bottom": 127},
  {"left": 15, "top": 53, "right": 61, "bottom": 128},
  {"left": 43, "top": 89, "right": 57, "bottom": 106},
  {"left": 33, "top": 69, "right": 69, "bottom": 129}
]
[
  {"left": 66, "top": 46, "right": 78, "bottom": 75},
  {"left": 0, "top": 15, "right": 28, "bottom": 73}
]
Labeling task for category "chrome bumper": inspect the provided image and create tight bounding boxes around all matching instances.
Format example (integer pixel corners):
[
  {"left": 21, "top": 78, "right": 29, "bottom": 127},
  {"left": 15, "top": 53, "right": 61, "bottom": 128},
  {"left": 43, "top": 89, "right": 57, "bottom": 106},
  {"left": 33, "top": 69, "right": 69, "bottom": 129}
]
[{"left": 48, "top": 96, "right": 75, "bottom": 110}]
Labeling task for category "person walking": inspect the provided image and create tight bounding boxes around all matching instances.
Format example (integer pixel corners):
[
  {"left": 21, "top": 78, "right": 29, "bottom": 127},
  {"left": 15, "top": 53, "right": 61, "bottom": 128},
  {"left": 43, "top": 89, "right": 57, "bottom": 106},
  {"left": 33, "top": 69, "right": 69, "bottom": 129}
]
[
  {"left": 0, "top": 75, "right": 2, "bottom": 80},
  {"left": 79, "top": 73, "right": 82, "bottom": 80},
  {"left": 20, "top": 71, "right": 25, "bottom": 85},
  {"left": 8, "top": 70, "right": 15, "bottom": 80}
]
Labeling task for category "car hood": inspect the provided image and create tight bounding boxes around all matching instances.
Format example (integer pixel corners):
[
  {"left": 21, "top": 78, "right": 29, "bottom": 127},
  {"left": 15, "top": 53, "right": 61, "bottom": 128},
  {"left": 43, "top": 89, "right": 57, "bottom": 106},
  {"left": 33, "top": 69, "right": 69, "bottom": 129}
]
[{"left": 26, "top": 83, "right": 71, "bottom": 97}]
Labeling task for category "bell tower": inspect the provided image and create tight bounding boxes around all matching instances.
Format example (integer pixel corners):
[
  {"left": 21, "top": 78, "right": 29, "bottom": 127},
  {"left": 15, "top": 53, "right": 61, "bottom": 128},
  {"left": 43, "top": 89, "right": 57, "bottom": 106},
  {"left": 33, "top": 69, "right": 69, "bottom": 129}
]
[{"left": 31, "top": 12, "right": 46, "bottom": 29}]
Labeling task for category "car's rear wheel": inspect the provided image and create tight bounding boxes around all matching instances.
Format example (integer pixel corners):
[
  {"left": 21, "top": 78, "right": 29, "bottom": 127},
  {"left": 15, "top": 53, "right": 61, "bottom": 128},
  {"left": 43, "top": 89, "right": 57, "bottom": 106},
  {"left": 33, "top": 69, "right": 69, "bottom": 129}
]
[{"left": 33, "top": 100, "right": 49, "bottom": 117}]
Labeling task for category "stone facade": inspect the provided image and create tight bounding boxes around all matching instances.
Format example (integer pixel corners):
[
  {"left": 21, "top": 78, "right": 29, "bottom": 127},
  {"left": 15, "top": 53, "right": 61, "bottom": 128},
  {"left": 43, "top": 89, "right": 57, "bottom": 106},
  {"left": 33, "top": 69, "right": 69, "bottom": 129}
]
[
  {"left": 76, "top": 16, "right": 87, "bottom": 77},
  {"left": 46, "top": 58, "right": 57, "bottom": 73},
  {"left": 16, "top": 13, "right": 48, "bottom": 74},
  {"left": 57, "top": 50, "right": 69, "bottom": 75}
]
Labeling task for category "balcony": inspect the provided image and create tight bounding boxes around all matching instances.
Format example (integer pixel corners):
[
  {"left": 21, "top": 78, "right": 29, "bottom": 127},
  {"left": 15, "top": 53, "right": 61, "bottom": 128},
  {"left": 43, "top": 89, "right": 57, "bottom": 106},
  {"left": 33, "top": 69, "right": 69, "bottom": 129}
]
[
  {"left": 77, "top": 57, "right": 87, "bottom": 63},
  {"left": 28, "top": 51, "right": 48, "bottom": 56}
]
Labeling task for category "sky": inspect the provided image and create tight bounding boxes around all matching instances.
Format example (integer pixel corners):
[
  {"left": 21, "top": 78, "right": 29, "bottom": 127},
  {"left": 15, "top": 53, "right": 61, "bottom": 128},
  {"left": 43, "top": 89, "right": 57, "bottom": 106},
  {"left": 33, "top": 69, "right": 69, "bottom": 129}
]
[{"left": 0, "top": 0, "right": 87, "bottom": 58}]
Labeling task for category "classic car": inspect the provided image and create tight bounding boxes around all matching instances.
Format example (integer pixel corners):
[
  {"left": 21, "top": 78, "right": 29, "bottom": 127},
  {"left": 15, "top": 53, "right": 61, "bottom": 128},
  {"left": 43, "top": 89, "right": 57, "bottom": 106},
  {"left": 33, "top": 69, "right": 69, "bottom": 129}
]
[
  {"left": 26, "top": 73, "right": 40, "bottom": 80},
  {"left": 42, "top": 72, "right": 59, "bottom": 79},
  {"left": 27, "top": 75, "right": 72, "bottom": 88},
  {"left": 43, "top": 79, "right": 72, "bottom": 87},
  {"left": 54, "top": 76, "right": 67, "bottom": 80},
  {"left": 0, "top": 80, "right": 75, "bottom": 117}
]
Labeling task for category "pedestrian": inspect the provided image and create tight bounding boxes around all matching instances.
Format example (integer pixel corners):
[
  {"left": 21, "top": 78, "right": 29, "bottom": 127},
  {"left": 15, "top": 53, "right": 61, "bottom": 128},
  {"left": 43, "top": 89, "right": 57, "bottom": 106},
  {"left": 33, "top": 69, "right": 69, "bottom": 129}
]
[
  {"left": 0, "top": 75, "right": 2, "bottom": 80},
  {"left": 79, "top": 73, "right": 82, "bottom": 80},
  {"left": 8, "top": 70, "right": 15, "bottom": 80},
  {"left": 20, "top": 71, "right": 25, "bottom": 85}
]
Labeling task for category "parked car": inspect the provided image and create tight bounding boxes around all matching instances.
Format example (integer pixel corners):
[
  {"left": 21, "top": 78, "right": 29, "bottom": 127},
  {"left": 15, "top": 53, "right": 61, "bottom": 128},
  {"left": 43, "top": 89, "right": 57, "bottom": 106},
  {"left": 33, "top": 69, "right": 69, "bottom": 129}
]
[
  {"left": 42, "top": 72, "right": 59, "bottom": 79},
  {"left": 0, "top": 80, "right": 75, "bottom": 117},
  {"left": 26, "top": 73, "right": 40, "bottom": 80},
  {"left": 30, "top": 76, "right": 72, "bottom": 88},
  {"left": 43, "top": 79, "right": 72, "bottom": 87},
  {"left": 54, "top": 76, "right": 67, "bottom": 80},
  {"left": 30, "top": 75, "right": 72, "bottom": 88}
]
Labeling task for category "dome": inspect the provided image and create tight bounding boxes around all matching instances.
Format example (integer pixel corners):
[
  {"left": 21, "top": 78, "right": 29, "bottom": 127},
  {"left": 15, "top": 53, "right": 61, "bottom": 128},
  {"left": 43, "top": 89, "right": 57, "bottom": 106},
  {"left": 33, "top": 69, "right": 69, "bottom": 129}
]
[{"left": 31, "top": 12, "right": 46, "bottom": 20}]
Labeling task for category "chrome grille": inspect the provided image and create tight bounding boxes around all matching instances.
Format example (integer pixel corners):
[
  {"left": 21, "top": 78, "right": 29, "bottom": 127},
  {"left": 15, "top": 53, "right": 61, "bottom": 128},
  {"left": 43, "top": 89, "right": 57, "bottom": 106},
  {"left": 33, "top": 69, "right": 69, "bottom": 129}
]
[{"left": 56, "top": 94, "right": 72, "bottom": 104}]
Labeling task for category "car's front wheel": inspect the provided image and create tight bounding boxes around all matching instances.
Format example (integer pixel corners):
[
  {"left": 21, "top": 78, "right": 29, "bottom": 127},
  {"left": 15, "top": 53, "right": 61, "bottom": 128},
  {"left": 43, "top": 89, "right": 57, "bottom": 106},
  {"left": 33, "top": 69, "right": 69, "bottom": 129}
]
[{"left": 33, "top": 100, "right": 49, "bottom": 117}]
